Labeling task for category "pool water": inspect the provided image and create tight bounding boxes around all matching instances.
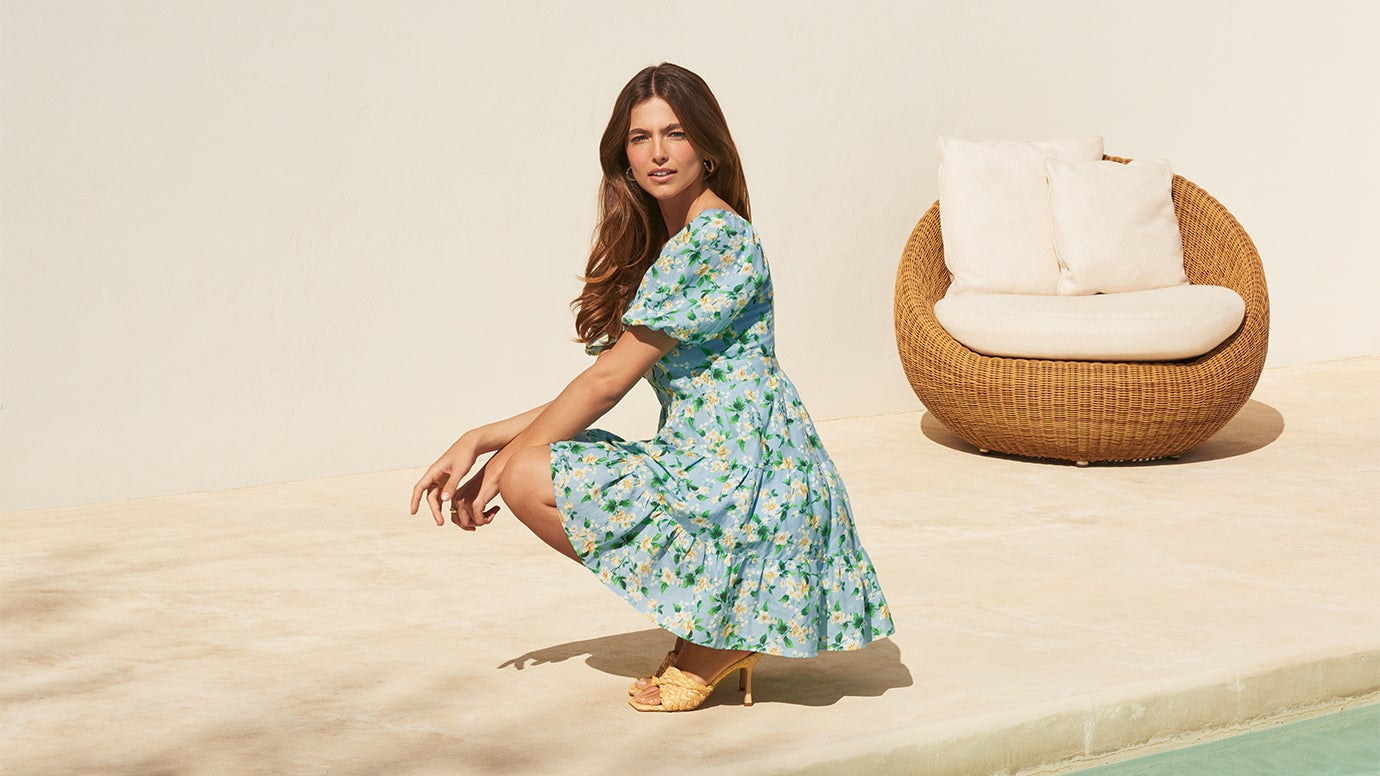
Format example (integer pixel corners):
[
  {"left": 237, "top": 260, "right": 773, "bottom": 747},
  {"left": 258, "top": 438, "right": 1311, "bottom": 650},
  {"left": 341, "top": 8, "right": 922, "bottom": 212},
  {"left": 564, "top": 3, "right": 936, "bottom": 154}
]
[{"left": 1070, "top": 703, "right": 1380, "bottom": 776}]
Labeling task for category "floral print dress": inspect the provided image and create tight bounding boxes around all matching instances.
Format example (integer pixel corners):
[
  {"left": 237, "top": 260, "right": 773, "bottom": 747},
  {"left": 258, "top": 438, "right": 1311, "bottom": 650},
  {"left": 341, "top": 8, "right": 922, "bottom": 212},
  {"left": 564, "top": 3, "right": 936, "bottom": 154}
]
[{"left": 549, "top": 209, "right": 893, "bottom": 657}]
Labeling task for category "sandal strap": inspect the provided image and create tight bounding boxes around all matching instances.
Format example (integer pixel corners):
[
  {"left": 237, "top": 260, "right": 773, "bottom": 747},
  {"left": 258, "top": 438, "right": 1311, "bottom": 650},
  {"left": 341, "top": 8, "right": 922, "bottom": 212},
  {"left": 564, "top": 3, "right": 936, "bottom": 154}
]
[
  {"left": 652, "top": 666, "right": 711, "bottom": 711},
  {"left": 654, "top": 649, "right": 678, "bottom": 676}
]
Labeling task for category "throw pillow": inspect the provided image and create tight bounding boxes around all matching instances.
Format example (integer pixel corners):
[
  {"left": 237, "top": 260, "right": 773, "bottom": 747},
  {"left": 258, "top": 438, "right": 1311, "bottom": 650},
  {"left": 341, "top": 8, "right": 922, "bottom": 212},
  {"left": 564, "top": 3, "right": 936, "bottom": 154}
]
[
  {"left": 1045, "top": 157, "right": 1188, "bottom": 295},
  {"left": 938, "top": 135, "right": 1105, "bottom": 295}
]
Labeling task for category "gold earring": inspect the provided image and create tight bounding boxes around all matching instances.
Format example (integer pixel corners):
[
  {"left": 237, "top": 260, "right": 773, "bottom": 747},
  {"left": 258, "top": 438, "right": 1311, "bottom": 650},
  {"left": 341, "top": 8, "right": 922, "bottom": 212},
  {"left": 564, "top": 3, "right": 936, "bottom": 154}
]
[
  {"left": 624, "top": 166, "right": 637, "bottom": 182},
  {"left": 703, "top": 158, "right": 717, "bottom": 175}
]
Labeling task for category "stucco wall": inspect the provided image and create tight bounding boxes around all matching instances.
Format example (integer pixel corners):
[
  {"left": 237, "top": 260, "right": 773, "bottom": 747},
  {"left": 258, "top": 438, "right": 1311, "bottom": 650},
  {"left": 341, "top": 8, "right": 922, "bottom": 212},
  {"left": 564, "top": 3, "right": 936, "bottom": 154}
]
[{"left": 3, "top": 0, "right": 1376, "bottom": 511}]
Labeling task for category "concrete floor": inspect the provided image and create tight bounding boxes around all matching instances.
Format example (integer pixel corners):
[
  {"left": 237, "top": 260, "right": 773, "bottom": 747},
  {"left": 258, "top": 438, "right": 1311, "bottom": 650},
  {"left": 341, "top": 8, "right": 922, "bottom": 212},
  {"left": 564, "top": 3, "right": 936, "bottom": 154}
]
[{"left": 3, "top": 357, "right": 1378, "bottom": 776}]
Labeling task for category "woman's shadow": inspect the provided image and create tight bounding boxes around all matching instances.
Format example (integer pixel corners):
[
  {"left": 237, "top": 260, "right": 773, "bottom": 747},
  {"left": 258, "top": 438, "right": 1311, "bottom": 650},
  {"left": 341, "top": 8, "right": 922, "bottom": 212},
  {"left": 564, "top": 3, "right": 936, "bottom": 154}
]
[{"left": 499, "top": 629, "right": 912, "bottom": 708}]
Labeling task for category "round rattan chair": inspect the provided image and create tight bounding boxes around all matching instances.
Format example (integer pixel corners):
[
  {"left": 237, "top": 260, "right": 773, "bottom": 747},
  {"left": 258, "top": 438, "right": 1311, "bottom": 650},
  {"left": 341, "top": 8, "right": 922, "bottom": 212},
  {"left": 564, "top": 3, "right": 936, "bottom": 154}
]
[{"left": 894, "top": 156, "right": 1270, "bottom": 464}]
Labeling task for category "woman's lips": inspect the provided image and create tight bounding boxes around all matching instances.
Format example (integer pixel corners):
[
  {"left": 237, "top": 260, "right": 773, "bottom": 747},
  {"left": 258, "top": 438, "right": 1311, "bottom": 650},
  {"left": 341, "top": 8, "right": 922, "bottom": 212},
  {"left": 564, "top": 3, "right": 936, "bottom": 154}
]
[{"left": 648, "top": 168, "right": 675, "bottom": 182}]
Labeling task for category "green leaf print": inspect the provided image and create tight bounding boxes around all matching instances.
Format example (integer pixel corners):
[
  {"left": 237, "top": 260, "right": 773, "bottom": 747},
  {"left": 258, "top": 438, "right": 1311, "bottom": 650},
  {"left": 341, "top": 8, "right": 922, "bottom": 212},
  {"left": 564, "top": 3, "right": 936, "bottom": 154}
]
[{"left": 547, "top": 209, "right": 894, "bottom": 658}]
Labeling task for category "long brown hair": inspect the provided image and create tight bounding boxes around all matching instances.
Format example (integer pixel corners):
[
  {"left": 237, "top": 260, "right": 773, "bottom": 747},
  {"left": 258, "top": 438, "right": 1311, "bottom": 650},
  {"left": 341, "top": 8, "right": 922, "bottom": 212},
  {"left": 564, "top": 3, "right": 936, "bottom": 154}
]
[{"left": 573, "top": 63, "right": 751, "bottom": 349}]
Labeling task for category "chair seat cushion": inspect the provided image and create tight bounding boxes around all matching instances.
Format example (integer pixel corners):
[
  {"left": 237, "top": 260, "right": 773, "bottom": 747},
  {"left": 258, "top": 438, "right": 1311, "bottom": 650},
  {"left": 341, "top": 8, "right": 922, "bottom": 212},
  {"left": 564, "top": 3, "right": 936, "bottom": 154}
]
[{"left": 933, "top": 285, "right": 1246, "bottom": 361}]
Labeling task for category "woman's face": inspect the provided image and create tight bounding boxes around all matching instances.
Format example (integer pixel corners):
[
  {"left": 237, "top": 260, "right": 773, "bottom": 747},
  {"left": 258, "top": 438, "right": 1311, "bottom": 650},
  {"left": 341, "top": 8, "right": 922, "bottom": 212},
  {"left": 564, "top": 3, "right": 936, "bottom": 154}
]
[{"left": 625, "top": 97, "right": 707, "bottom": 204}]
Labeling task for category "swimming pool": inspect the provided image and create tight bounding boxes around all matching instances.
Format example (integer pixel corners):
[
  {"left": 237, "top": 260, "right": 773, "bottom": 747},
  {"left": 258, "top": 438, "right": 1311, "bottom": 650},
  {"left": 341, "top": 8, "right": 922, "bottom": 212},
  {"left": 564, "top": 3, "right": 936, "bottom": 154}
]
[{"left": 1069, "top": 703, "right": 1379, "bottom": 775}]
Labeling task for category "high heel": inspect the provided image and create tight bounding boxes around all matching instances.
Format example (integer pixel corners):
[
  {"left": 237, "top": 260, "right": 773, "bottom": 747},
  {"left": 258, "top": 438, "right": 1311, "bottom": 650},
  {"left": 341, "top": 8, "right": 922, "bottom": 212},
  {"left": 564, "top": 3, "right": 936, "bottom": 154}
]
[
  {"left": 627, "top": 637, "right": 684, "bottom": 695},
  {"left": 628, "top": 652, "right": 761, "bottom": 712}
]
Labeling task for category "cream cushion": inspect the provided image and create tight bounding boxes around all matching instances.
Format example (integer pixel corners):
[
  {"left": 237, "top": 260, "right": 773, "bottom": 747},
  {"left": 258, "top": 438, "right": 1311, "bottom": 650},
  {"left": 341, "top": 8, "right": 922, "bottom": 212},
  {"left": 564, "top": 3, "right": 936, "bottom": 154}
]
[
  {"left": 1046, "top": 158, "right": 1188, "bottom": 295},
  {"left": 938, "top": 135, "right": 1105, "bottom": 295},
  {"left": 933, "top": 285, "right": 1246, "bottom": 361}
]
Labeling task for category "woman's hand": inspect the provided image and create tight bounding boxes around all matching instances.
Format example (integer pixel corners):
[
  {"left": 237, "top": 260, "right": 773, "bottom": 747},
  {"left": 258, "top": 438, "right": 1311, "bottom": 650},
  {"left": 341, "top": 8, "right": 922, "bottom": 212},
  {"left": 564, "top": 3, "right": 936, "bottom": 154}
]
[
  {"left": 410, "top": 436, "right": 483, "bottom": 526},
  {"left": 447, "top": 459, "right": 504, "bottom": 531}
]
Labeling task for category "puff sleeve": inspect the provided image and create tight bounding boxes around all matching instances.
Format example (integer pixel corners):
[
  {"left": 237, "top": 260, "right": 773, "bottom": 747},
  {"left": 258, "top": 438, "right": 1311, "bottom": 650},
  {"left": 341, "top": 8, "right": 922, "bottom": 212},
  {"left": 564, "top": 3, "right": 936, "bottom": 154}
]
[{"left": 622, "top": 213, "right": 764, "bottom": 344}]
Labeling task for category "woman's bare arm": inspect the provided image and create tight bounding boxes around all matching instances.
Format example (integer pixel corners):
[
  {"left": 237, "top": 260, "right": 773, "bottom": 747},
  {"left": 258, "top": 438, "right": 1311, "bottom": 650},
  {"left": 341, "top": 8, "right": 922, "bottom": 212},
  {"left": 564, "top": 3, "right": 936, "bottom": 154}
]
[
  {"left": 463, "top": 402, "right": 552, "bottom": 455},
  {"left": 408, "top": 401, "right": 548, "bottom": 519},
  {"left": 444, "top": 326, "right": 675, "bottom": 526},
  {"left": 411, "top": 326, "right": 675, "bottom": 524},
  {"left": 502, "top": 328, "right": 672, "bottom": 452}
]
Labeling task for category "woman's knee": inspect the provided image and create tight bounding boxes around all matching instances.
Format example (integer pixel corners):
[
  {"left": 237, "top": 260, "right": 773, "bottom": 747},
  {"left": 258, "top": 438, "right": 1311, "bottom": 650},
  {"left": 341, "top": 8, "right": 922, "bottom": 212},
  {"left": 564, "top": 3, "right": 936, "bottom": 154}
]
[
  {"left": 498, "top": 445, "right": 554, "bottom": 509},
  {"left": 499, "top": 445, "right": 578, "bottom": 562}
]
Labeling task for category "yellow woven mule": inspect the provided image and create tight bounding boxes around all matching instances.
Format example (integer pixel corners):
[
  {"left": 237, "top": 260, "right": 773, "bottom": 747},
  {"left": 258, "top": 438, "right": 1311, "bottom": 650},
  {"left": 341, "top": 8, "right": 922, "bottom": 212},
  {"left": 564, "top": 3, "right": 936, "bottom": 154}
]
[
  {"left": 628, "top": 653, "right": 762, "bottom": 712},
  {"left": 627, "top": 637, "right": 684, "bottom": 696}
]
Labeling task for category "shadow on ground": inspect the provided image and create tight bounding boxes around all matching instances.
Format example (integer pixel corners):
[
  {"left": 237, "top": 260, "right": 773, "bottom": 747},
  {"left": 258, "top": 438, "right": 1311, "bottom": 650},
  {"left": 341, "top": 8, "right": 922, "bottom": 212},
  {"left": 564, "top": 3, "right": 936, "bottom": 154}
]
[
  {"left": 501, "top": 629, "right": 912, "bottom": 707},
  {"left": 919, "top": 398, "right": 1285, "bottom": 466}
]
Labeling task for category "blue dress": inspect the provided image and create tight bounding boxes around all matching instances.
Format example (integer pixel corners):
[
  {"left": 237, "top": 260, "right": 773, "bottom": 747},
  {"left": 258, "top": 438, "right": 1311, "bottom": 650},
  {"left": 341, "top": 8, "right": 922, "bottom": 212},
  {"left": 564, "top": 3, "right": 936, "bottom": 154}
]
[{"left": 549, "top": 209, "right": 893, "bottom": 657}]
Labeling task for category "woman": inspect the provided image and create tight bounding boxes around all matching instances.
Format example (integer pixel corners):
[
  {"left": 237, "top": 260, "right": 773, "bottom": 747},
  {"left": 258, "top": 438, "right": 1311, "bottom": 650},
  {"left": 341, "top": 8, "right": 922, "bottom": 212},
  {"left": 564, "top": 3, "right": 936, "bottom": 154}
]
[{"left": 410, "top": 63, "right": 893, "bottom": 712}]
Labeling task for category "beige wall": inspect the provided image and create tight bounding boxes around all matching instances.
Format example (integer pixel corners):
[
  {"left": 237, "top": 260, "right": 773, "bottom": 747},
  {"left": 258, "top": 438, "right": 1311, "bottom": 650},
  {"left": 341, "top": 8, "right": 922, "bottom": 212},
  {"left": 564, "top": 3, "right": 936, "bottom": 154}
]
[{"left": 3, "top": 1, "right": 1377, "bottom": 512}]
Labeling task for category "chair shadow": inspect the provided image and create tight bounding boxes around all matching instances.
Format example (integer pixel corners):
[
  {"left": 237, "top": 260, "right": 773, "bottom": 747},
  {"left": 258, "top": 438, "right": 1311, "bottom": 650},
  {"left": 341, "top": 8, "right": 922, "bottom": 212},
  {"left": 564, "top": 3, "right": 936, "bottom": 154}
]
[
  {"left": 919, "top": 398, "right": 1286, "bottom": 466},
  {"left": 499, "top": 629, "right": 912, "bottom": 708}
]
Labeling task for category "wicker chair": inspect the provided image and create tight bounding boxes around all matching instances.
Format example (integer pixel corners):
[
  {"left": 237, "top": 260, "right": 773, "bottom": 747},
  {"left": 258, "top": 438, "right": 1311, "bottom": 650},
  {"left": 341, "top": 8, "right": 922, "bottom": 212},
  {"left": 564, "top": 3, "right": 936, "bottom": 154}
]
[{"left": 894, "top": 156, "right": 1270, "bottom": 465}]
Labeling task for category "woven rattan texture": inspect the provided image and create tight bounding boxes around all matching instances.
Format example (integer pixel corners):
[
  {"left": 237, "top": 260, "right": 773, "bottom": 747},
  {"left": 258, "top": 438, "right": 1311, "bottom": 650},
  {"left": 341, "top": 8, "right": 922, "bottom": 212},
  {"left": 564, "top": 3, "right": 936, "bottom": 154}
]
[{"left": 893, "top": 156, "right": 1270, "bottom": 463}]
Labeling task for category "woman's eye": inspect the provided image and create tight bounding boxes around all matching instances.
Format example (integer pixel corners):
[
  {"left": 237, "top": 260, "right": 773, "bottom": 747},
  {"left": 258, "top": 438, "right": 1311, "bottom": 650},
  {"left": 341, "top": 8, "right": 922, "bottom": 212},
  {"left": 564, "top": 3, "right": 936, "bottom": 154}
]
[
  {"left": 628, "top": 135, "right": 647, "bottom": 144},
  {"left": 669, "top": 131, "right": 687, "bottom": 139}
]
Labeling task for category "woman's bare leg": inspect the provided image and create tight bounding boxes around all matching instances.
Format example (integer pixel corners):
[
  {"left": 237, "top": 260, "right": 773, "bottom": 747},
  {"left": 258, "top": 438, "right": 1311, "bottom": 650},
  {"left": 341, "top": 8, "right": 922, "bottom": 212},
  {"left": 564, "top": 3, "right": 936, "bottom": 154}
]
[
  {"left": 498, "top": 444, "right": 581, "bottom": 563},
  {"left": 502, "top": 445, "right": 749, "bottom": 706}
]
